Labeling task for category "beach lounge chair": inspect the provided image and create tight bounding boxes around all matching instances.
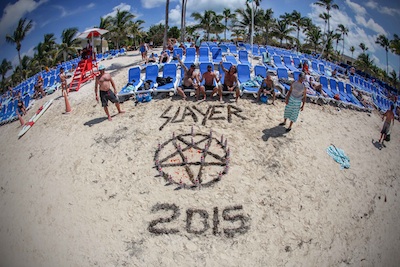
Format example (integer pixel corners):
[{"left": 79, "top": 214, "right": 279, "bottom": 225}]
[
  {"left": 252, "top": 45, "right": 261, "bottom": 58},
  {"left": 167, "top": 48, "right": 184, "bottom": 65},
  {"left": 198, "top": 47, "right": 210, "bottom": 63},
  {"left": 118, "top": 66, "right": 143, "bottom": 98},
  {"left": 337, "top": 81, "right": 351, "bottom": 102},
  {"left": 273, "top": 56, "right": 288, "bottom": 71},
  {"left": 137, "top": 64, "right": 158, "bottom": 94},
  {"left": 237, "top": 64, "right": 258, "bottom": 96},
  {"left": 282, "top": 56, "right": 298, "bottom": 72},
  {"left": 153, "top": 63, "right": 178, "bottom": 95},
  {"left": 211, "top": 47, "right": 222, "bottom": 64},
  {"left": 225, "top": 54, "right": 238, "bottom": 65},
  {"left": 185, "top": 47, "right": 196, "bottom": 64},
  {"left": 319, "top": 76, "right": 335, "bottom": 99},
  {"left": 276, "top": 67, "right": 291, "bottom": 95},
  {"left": 345, "top": 83, "right": 365, "bottom": 110},
  {"left": 228, "top": 44, "right": 238, "bottom": 55},
  {"left": 238, "top": 50, "right": 251, "bottom": 67}
]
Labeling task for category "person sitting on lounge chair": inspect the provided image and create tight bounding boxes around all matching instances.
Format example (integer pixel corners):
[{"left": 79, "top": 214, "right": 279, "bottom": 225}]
[
  {"left": 198, "top": 65, "right": 219, "bottom": 101},
  {"left": 146, "top": 53, "right": 158, "bottom": 64},
  {"left": 176, "top": 55, "right": 199, "bottom": 100},
  {"left": 218, "top": 61, "right": 240, "bottom": 102},
  {"left": 305, "top": 76, "right": 327, "bottom": 97},
  {"left": 257, "top": 73, "right": 275, "bottom": 105},
  {"left": 159, "top": 51, "right": 169, "bottom": 64}
]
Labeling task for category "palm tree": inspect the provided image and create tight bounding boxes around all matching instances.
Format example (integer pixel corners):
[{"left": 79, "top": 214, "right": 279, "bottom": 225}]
[
  {"left": 110, "top": 9, "right": 135, "bottom": 49},
  {"left": 355, "top": 53, "right": 374, "bottom": 74},
  {"left": 314, "top": 0, "right": 339, "bottom": 34},
  {"left": 5, "top": 18, "right": 33, "bottom": 74},
  {"left": 359, "top": 42, "right": 368, "bottom": 53},
  {"left": 180, "top": 0, "right": 188, "bottom": 42},
  {"left": 375, "top": 34, "right": 390, "bottom": 75},
  {"left": 191, "top": 10, "right": 218, "bottom": 41},
  {"left": 163, "top": 0, "right": 169, "bottom": 50},
  {"left": 337, "top": 24, "right": 348, "bottom": 59},
  {"left": 130, "top": 20, "right": 145, "bottom": 49},
  {"left": 98, "top": 16, "right": 112, "bottom": 53},
  {"left": 222, "top": 8, "right": 236, "bottom": 41},
  {"left": 390, "top": 34, "right": 400, "bottom": 78},
  {"left": 319, "top": 12, "right": 330, "bottom": 36},
  {"left": 389, "top": 70, "right": 398, "bottom": 89},
  {"left": 350, "top": 45, "right": 355, "bottom": 58},
  {"left": 234, "top": 4, "right": 263, "bottom": 42},
  {"left": 271, "top": 19, "right": 295, "bottom": 47},
  {"left": 58, "top": 27, "right": 80, "bottom": 62},
  {"left": 290, "top": 10, "right": 308, "bottom": 51},
  {"left": 259, "top": 8, "right": 274, "bottom": 45},
  {"left": 331, "top": 32, "right": 341, "bottom": 52},
  {"left": 0, "top": 59, "right": 12, "bottom": 87},
  {"left": 305, "top": 26, "right": 323, "bottom": 53}
]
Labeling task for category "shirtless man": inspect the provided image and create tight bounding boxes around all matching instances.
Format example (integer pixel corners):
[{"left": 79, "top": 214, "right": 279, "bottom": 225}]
[
  {"left": 59, "top": 67, "right": 68, "bottom": 95},
  {"left": 95, "top": 65, "right": 125, "bottom": 121},
  {"left": 34, "top": 76, "right": 46, "bottom": 99},
  {"left": 176, "top": 55, "right": 199, "bottom": 100},
  {"left": 218, "top": 61, "right": 240, "bottom": 102},
  {"left": 378, "top": 104, "right": 395, "bottom": 144},
  {"left": 198, "top": 65, "right": 219, "bottom": 101},
  {"left": 257, "top": 73, "right": 275, "bottom": 104}
]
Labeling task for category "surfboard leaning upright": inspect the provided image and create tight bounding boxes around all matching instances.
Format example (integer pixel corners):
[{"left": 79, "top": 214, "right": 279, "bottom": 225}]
[{"left": 18, "top": 99, "right": 54, "bottom": 139}]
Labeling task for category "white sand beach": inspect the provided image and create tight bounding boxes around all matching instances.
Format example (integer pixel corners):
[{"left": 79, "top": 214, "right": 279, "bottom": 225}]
[{"left": 0, "top": 50, "right": 399, "bottom": 267}]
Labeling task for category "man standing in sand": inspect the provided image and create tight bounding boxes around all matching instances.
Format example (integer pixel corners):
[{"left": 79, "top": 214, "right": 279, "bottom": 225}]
[
  {"left": 378, "top": 104, "right": 395, "bottom": 144},
  {"left": 280, "top": 72, "right": 307, "bottom": 132},
  {"left": 95, "top": 65, "right": 125, "bottom": 121}
]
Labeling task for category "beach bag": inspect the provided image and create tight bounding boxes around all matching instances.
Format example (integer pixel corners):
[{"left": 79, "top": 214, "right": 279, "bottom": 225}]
[
  {"left": 136, "top": 93, "right": 152, "bottom": 103},
  {"left": 334, "top": 94, "right": 340, "bottom": 100},
  {"left": 385, "top": 134, "right": 390, "bottom": 142},
  {"left": 156, "top": 77, "right": 167, "bottom": 86}
]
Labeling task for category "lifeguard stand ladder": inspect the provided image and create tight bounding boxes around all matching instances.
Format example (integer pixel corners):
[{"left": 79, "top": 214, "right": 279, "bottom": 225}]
[{"left": 68, "top": 58, "right": 97, "bottom": 92}]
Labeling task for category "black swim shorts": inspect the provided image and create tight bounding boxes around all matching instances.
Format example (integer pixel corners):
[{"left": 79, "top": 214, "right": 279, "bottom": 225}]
[
  {"left": 100, "top": 89, "right": 119, "bottom": 107},
  {"left": 205, "top": 85, "right": 214, "bottom": 91}
]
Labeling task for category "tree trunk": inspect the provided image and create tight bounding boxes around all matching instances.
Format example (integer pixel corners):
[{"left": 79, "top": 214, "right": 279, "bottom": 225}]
[{"left": 163, "top": 0, "right": 169, "bottom": 50}]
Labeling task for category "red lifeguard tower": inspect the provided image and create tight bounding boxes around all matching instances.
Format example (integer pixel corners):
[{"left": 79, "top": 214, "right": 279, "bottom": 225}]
[{"left": 68, "top": 55, "right": 98, "bottom": 92}]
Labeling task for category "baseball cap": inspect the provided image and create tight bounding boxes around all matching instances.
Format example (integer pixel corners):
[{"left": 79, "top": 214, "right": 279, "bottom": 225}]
[{"left": 98, "top": 65, "right": 105, "bottom": 70}]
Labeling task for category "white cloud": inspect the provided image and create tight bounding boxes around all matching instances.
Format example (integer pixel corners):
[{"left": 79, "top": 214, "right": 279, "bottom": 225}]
[
  {"left": 53, "top": 5, "right": 67, "bottom": 17},
  {"left": 366, "top": 0, "right": 400, "bottom": 16},
  {"left": 103, "top": 3, "right": 132, "bottom": 18},
  {"left": 0, "top": 0, "right": 48, "bottom": 45},
  {"left": 354, "top": 15, "right": 386, "bottom": 35},
  {"left": 169, "top": 4, "right": 182, "bottom": 27},
  {"left": 345, "top": 0, "right": 367, "bottom": 16}
]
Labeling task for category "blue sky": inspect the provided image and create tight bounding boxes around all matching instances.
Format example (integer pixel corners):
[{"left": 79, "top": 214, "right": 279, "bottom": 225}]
[{"left": 1, "top": 0, "right": 400, "bottom": 75}]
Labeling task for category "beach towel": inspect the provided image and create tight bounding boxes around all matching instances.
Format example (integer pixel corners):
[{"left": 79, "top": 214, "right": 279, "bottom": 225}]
[
  {"left": 240, "top": 80, "right": 259, "bottom": 90},
  {"left": 327, "top": 145, "right": 350, "bottom": 169},
  {"left": 284, "top": 96, "right": 302, "bottom": 122}
]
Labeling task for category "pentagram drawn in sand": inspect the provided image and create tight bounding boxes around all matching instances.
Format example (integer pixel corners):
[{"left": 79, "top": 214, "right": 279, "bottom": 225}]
[{"left": 154, "top": 130, "right": 230, "bottom": 190}]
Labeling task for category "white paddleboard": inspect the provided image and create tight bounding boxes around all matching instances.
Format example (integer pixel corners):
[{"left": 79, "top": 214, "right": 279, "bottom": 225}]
[{"left": 18, "top": 99, "right": 53, "bottom": 138}]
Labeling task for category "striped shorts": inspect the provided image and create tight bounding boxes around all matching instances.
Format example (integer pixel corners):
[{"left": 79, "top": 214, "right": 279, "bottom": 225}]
[{"left": 284, "top": 96, "right": 302, "bottom": 122}]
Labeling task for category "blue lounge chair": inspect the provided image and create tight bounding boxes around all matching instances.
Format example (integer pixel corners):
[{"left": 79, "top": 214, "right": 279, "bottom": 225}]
[
  {"left": 237, "top": 63, "right": 258, "bottom": 95},
  {"left": 282, "top": 56, "right": 298, "bottom": 72},
  {"left": 185, "top": 47, "right": 196, "bottom": 64},
  {"left": 211, "top": 47, "right": 222, "bottom": 64},
  {"left": 319, "top": 76, "right": 335, "bottom": 98},
  {"left": 119, "top": 66, "right": 143, "bottom": 97},
  {"left": 225, "top": 54, "right": 238, "bottom": 65},
  {"left": 137, "top": 64, "right": 158, "bottom": 94},
  {"left": 154, "top": 63, "right": 178, "bottom": 94},
  {"left": 345, "top": 83, "right": 365, "bottom": 110},
  {"left": 273, "top": 55, "right": 288, "bottom": 70},
  {"left": 198, "top": 47, "right": 210, "bottom": 63},
  {"left": 228, "top": 44, "right": 238, "bottom": 55},
  {"left": 238, "top": 50, "right": 251, "bottom": 66},
  {"left": 276, "top": 67, "right": 291, "bottom": 94}
]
